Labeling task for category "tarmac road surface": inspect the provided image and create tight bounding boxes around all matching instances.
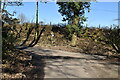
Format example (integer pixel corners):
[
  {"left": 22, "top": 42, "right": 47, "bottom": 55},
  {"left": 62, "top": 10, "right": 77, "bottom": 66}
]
[{"left": 24, "top": 46, "right": 119, "bottom": 79}]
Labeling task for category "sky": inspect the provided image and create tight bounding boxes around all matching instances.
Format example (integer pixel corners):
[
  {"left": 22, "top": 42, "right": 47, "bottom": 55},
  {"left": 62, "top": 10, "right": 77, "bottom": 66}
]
[{"left": 5, "top": 1, "right": 119, "bottom": 27}]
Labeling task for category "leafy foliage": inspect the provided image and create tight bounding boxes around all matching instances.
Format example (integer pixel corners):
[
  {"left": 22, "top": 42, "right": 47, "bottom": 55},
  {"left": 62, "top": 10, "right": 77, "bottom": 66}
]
[
  {"left": 57, "top": 2, "right": 90, "bottom": 25},
  {"left": 66, "top": 24, "right": 80, "bottom": 40},
  {"left": 57, "top": 2, "right": 91, "bottom": 46}
]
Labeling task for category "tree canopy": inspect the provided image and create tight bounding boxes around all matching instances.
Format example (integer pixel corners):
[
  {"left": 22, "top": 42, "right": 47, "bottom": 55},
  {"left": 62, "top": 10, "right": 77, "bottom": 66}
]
[{"left": 57, "top": 2, "right": 91, "bottom": 26}]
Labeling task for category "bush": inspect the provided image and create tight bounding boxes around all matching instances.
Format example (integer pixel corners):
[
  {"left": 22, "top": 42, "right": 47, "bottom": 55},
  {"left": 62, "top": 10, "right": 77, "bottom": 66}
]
[
  {"left": 103, "top": 26, "right": 120, "bottom": 53},
  {"left": 2, "top": 24, "right": 16, "bottom": 54}
]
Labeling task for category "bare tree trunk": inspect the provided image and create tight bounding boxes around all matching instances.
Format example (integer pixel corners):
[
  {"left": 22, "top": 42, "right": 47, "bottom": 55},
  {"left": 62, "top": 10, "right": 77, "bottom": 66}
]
[
  {"left": 70, "top": 17, "right": 79, "bottom": 47},
  {"left": 29, "top": 27, "right": 45, "bottom": 47},
  {"left": 16, "top": 25, "right": 22, "bottom": 39},
  {"left": 20, "top": 27, "right": 34, "bottom": 46},
  {"left": 28, "top": 36, "right": 36, "bottom": 47},
  {"left": 71, "top": 32, "right": 77, "bottom": 47},
  {"left": 111, "top": 43, "right": 120, "bottom": 53}
]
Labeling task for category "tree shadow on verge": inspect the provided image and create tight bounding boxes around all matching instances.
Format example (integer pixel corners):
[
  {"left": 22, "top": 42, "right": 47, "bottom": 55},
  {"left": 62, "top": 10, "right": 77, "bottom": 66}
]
[
  {"left": 2, "top": 50, "right": 46, "bottom": 80},
  {"left": 23, "top": 51, "right": 46, "bottom": 80}
]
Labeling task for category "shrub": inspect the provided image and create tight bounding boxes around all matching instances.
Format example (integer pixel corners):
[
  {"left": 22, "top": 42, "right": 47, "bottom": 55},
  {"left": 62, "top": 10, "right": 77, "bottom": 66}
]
[{"left": 103, "top": 26, "right": 120, "bottom": 53}]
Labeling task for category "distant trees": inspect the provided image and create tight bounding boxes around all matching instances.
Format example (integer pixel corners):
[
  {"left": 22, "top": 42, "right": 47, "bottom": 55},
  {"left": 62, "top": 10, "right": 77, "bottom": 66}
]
[
  {"left": 57, "top": 2, "right": 91, "bottom": 46},
  {"left": 18, "top": 13, "right": 27, "bottom": 24}
]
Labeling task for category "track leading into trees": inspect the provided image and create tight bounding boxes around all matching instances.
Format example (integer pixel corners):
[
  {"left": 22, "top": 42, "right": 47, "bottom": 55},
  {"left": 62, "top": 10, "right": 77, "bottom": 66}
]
[{"left": 24, "top": 46, "right": 119, "bottom": 79}]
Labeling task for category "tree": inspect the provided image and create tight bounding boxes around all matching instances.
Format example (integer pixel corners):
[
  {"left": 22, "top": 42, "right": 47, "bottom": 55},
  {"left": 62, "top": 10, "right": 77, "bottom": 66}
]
[
  {"left": 57, "top": 2, "right": 90, "bottom": 25},
  {"left": 2, "top": 1, "right": 22, "bottom": 53},
  {"left": 57, "top": 2, "right": 91, "bottom": 46},
  {"left": 18, "top": 13, "right": 27, "bottom": 24}
]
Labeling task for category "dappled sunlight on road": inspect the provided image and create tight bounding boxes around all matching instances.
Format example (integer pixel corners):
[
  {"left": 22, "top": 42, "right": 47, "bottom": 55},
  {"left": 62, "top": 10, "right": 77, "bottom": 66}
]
[{"left": 24, "top": 47, "right": 119, "bottom": 78}]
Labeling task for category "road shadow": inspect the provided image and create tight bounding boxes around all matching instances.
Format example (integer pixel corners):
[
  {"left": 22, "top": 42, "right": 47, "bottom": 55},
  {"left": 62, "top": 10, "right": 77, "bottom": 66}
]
[
  {"left": 23, "top": 48, "right": 119, "bottom": 79},
  {"left": 2, "top": 50, "right": 46, "bottom": 80},
  {"left": 23, "top": 51, "right": 46, "bottom": 80},
  {"left": 3, "top": 47, "right": 118, "bottom": 79},
  {"left": 27, "top": 47, "right": 119, "bottom": 66}
]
